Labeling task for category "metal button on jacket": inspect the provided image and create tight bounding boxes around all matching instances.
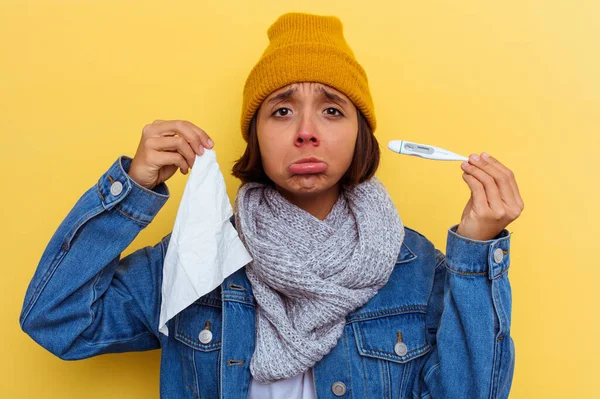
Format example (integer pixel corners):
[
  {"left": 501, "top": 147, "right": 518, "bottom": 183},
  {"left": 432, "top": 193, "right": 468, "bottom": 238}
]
[
  {"left": 493, "top": 247, "right": 504, "bottom": 263},
  {"left": 395, "top": 341, "right": 408, "bottom": 356},
  {"left": 395, "top": 331, "right": 408, "bottom": 356},
  {"left": 199, "top": 329, "right": 213, "bottom": 344},
  {"left": 110, "top": 181, "right": 123, "bottom": 196},
  {"left": 332, "top": 381, "right": 346, "bottom": 396}
]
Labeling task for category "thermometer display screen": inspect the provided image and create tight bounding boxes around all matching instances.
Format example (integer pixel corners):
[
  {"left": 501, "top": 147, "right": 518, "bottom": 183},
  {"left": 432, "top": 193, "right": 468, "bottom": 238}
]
[{"left": 405, "top": 143, "right": 434, "bottom": 154}]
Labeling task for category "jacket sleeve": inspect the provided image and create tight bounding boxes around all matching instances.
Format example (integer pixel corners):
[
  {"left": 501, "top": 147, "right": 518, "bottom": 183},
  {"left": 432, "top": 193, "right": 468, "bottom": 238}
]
[
  {"left": 19, "top": 155, "right": 171, "bottom": 360},
  {"left": 415, "top": 224, "right": 515, "bottom": 399}
]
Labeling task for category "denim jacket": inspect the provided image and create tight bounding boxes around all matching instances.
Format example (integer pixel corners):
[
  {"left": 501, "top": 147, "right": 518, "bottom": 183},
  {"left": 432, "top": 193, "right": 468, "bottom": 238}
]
[{"left": 19, "top": 155, "right": 515, "bottom": 399}]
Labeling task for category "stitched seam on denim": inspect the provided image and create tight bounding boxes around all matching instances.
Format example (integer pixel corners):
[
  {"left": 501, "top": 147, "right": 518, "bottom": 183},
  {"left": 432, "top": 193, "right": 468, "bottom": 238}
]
[
  {"left": 180, "top": 343, "right": 200, "bottom": 399},
  {"left": 192, "top": 345, "right": 200, "bottom": 397},
  {"left": 96, "top": 181, "right": 137, "bottom": 224},
  {"left": 445, "top": 263, "right": 488, "bottom": 276},
  {"left": 490, "top": 279, "right": 505, "bottom": 398},
  {"left": 126, "top": 182, "right": 169, "bottom": 199},
  {"left": 97, "top": 182, "right": 105, "bottom": 202},
  {"left": 222, "top": 294, "right": 255, "bottom": 305},
  {"left": 222, "top": 298, "right": 254, "bottom": 307},
  {"left": 491, "top": 335, "right": 507, "bottom": 399},
  {"left": 175, "top": 331, "right": 222, "bottom": 350},
  {"left": 378, "top": 359, "right": 385, "bottom": 398},
  {"left": 492, "top": 278, "right": 507, "bottom": 336},
  {"left": 79, "top": 330, "right": 155, "bottom": 346},
  {"left": 489, "top": 341, "right": 501, "bottom": 399},
  {"left": 142, "top": 246, "right": 161, "bottom": 338},
  {"left": 346, "top": 305, "right": 427, "bottom": 323},
  {"left": 343, "top": 331, "right": 353, "bottom": 398},
  {"left": 397, "top": 244, "right": 418, "bottom": 264},
  {"left": 222, "top": 292, "right": 254, "bottom": 301},
  {"left": 449, "top": 231, "right": 510, "bottom": 245},
  {"left": 361, "top": 343, "right": 432, "bottom": 363},
  {"left": 492, "top": 265, "right": 510, "bottom": 280},
  {"left": 423, "top": 361, "right": 441, "bottom": 383},
  {"left": 20, "top": 247, "right": 68, "bottom": 325},
  {"left": 311, "top": 366, "right": 319, "bottom": 397},
  {"left": 22, "top": 202, "right": 104, "bottom": 322},
  {"left": 83, "top": 270, "right": 103, "bottom": 342},
  {"left": 97, "top": 175, "right": 155, "bottom": 226},
  {"left": 434, "top": 250, "right": 445, "bottom": 270},
  {"left": 382, "top": 359, "right": 391, "bottom": 399},
  {"left": 219, "top": 299, "right": 225, "bottom": 398},
  {"left": 217, "top": 348, "right": 222, "bottom": 399},
  {"left": 192, "top": 302, "right": 221, "bottom": 309},
  {"left": 359, "top": 335, "right": 369, "bottom": 399},
  {"left": 114, "top": 205, "right": 150, "bottom": 227},
  {"left": 193, "top": 297, "right": 223, "bottom": 308},
  {"left": 63, "top": 204, "right": 106, "bottom": 250},
  {"left": 400, "top": 352, "right": 411, "bottom": 398}
]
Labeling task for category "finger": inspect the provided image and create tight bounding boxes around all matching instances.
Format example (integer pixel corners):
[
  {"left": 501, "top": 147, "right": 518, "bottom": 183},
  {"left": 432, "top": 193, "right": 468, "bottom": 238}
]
[
  {"left": 482, "top": 153, "right": 524, "bottom": 209},
  {"left": 187, "top": 123, "right": 214, "bottom": 150},
  {"left": 160, "top": 120, "right": 214, "bottom": 151},
  {"left": 148, "top": 136, "right": 197, "bottom": 169},
  {"left": 152, "top": 120, "right": 206, "bottom": 155},
  {"left": 461, "top": 172, "right": 490, "bottom": 214},
  {"left": 155, "top": 151, "right": 190, "bottom": 174},
  {"left": 461, "top": 156, "right": 505, "bottom": 213},
  {"left": 465, "top": 154, "right": 516, "bottom": 208}
]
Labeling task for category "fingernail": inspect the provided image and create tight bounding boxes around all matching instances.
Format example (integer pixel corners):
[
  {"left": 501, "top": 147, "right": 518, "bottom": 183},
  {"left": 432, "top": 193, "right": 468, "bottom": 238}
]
[
  {"left": 207, "top": 139, "right": 214, "bottom": 148},
  {"left": 482, "top": 152, "right": 490, "bottom": 159},
  {"left": 462, "top": 161, "right": 469, "bottom": 167},
  {"left": 470, "top": 154, "right": 480, "bottom": 161}
]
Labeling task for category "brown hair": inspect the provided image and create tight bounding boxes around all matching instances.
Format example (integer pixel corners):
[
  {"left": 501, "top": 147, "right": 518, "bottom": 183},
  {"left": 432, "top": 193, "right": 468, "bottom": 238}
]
[{"left": 231, "top": 109, "right": 380, "bottom": 187}]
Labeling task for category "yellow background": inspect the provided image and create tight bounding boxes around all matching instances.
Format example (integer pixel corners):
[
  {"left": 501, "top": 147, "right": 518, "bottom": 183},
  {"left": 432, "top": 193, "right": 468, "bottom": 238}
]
[{"left": 2, "top": 1, "right": 598, "bottom": 397}]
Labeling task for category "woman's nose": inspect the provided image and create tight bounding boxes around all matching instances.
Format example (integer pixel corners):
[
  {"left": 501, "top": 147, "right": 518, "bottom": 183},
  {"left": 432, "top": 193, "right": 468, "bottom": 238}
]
[{"left": 295, "top": 115, "right": 320, "bottom": 147}]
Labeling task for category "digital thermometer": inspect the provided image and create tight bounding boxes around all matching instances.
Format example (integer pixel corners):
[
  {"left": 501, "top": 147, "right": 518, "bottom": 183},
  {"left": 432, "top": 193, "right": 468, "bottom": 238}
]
[{"left": 388, "top": 140, "right": 469, "bottom": 161}]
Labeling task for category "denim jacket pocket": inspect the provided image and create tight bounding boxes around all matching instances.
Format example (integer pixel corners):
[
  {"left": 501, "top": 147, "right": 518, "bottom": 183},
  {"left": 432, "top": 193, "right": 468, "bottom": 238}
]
[
  {"left": 352, "top": 309, "right": 432, "bottom": 363},
  {"left": 174, "top": 297, "right": 223, "bottom": 352},
  {"left": 350, "top": 308, "right": 433, "bottom": 398}
]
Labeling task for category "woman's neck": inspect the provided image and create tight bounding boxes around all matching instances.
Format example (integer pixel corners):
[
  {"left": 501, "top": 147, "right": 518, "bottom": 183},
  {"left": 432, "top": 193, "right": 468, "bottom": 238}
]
[{"left": 276, "top": 183, "right": 341, "bottom": 221}]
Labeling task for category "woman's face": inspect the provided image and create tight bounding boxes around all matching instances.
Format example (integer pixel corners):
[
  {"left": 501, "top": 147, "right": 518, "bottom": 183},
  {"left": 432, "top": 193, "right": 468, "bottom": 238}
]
[{"left": 256, "top": 82, "right": 358, "bottom": 199}]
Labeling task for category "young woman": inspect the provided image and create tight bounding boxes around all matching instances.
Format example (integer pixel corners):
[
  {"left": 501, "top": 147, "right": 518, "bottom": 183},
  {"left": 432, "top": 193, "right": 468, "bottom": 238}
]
[{"left": 19, "top": 12, "right": 523, "bottom": 399}]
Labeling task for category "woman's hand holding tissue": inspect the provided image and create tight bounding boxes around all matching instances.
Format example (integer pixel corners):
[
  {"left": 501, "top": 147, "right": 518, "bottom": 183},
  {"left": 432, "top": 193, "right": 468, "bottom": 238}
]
[{"left": 128, "top": 119, "right": 215, "bottom": 190}]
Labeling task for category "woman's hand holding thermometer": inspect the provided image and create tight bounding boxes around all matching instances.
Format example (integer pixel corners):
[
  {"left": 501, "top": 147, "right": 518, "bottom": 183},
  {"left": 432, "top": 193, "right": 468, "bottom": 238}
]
[{"left": 388, "top": 140, "right": 525, "bottom": 241}]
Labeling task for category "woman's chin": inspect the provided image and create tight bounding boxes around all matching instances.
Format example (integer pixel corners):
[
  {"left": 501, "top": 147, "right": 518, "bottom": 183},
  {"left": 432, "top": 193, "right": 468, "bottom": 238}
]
[{"left": 283, "top": 173, "right": 333, "bottom": 194}]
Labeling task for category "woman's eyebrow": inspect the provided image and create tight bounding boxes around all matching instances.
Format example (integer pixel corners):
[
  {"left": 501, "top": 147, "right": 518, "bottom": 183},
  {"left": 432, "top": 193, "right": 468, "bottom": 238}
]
[
  {"left": 265, "top": 85, "right": 348, "bottom": 106},
  {"left": 317, "top": 86, "right": 348, "bottom": 106},
  {"left": 267, "top": 87, "right": 297, "bottom": 105}
]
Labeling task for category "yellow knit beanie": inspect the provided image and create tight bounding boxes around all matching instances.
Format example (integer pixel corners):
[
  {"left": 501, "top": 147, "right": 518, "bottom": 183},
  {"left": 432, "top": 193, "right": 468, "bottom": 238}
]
[{"left": 240, "top": 12, "right": 376, "bottom": 142}]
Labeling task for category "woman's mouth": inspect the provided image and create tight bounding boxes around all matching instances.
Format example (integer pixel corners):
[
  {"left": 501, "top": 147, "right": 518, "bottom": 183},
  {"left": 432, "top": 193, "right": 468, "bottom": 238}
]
[{"left": 289, "top": 157, "right": 328, "bottom": 174}]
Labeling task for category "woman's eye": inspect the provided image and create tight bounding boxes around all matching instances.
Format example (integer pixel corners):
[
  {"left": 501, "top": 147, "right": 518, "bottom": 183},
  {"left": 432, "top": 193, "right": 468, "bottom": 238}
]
[
  {"left": 273, "top": 108, "right": 291, "bottom": 117},
  {"left": 325, "top": 107, "right": 343, "bottom": 117},
  {"left": 272, "top": 107, "right": 343, "bottom": 117}
]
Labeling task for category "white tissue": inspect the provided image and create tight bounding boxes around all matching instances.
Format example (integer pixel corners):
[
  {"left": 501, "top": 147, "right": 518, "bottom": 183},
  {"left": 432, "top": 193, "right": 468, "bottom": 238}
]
[{"left": 158, "top": 149, "right": 252, "bottom": 336}]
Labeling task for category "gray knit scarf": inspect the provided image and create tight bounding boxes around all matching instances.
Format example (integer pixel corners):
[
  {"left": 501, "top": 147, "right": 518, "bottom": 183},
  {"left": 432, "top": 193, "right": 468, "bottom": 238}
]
[{"left": 233, "top": 176, "right": 405, "bottom": 384}]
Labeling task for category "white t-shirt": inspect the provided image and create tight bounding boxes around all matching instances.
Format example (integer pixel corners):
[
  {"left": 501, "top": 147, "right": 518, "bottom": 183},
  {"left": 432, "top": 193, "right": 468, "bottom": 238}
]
[{"left": 249, "top": 367, "right": 316, "bottom": 399}]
